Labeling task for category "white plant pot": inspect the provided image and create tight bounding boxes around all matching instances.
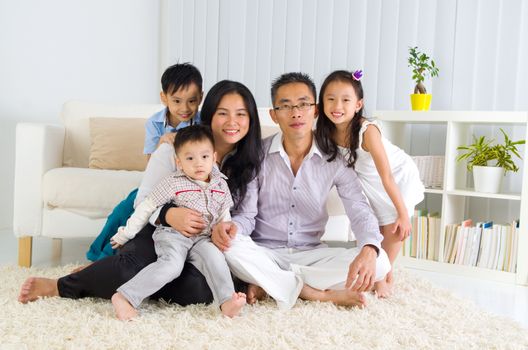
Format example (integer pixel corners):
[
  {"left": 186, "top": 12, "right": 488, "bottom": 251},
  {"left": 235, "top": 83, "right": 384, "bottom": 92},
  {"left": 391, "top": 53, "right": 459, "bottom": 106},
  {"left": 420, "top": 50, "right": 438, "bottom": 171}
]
[{"left": 472, "top": 166, "right": 504, "bottom": 193}]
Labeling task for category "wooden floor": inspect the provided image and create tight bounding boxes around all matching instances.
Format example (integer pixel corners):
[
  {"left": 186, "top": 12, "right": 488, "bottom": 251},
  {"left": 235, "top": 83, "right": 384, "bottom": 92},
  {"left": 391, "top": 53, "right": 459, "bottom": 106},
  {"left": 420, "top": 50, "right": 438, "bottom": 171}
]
[{"left": 1, "top": 230, "right": 526, "bottom": 329}]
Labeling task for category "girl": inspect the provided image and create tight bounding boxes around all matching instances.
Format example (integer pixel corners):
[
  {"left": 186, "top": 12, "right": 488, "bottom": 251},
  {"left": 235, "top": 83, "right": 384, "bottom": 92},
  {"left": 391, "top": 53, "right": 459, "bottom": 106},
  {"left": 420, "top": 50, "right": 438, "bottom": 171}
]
[
  {"left": 19, "top": 80, "right": 263, "bottom": 305},
  {"left": 315, "top": 70, "right": 424, "bottom": 297}
]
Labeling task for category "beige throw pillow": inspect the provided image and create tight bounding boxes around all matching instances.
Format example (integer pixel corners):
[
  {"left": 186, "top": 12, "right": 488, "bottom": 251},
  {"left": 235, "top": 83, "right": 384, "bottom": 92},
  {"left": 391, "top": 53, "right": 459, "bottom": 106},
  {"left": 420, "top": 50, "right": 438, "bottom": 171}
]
[{"left": 89, "top": 117, "right": 148, "bottom": 171}]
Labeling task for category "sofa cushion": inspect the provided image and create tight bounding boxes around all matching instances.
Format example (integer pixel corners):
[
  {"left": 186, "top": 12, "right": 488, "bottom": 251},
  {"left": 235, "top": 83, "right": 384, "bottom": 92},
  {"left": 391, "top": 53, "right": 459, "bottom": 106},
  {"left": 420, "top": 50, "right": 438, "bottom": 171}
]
[
  {"left": 61, "top": 101, "right": 164, "bottom": 168},
  {"left": 42, "top": 167, "right": 143, "bottom": 219},
  {"left": 89, "top": 117, "right": 148, "bottom": 171}
]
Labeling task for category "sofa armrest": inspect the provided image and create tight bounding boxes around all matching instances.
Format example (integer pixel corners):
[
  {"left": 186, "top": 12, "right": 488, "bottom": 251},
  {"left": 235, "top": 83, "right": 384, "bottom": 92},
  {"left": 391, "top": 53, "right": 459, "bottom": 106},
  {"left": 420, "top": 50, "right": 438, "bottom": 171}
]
[{"left": 13, "top": 123, "right": 65, "bottom": 237}]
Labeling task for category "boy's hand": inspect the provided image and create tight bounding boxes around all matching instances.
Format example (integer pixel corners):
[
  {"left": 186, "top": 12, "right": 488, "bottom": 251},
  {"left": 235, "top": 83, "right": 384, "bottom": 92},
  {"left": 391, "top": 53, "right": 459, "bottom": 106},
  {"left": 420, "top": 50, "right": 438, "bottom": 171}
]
[
  {"left": 158, "top": 132, "right": 176, "bottom": 147},
  {"left": 110, "top": 238, "right": 122, "bottom": 250},
  {"left": 211, "top": 222, "right": 237, "bottom": 251}
]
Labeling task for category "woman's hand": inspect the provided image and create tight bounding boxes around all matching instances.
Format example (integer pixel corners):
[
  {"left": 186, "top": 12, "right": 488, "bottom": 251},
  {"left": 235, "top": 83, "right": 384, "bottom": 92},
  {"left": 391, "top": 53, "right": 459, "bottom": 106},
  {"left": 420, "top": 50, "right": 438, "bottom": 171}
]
[
  {"left": 165, "top": 207, "right": 207, "bottom": 237},
  {"left": 393, "top": 215, "right": 412, "bottom": 241}
]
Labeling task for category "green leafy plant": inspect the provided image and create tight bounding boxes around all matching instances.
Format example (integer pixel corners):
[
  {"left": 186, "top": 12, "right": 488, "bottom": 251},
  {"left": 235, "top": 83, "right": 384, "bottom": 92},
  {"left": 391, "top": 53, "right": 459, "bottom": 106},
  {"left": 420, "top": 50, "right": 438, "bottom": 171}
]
[
  {"left": 456, "top": 128, "right": 525, "bottom": 174},
  {"left": 408, "top": 46, "right": 439, "bottom": 94}
]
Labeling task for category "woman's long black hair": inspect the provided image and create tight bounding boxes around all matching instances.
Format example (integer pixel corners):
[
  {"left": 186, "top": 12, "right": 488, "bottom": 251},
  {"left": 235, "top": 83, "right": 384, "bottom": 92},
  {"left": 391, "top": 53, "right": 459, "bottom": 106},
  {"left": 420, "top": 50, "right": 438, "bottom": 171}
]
[
  {"left": 200, "top": 80, "right": 263, "bottom": 207},
  {"left": 315, "top": 70, "right": 364, "bottom": 168}
]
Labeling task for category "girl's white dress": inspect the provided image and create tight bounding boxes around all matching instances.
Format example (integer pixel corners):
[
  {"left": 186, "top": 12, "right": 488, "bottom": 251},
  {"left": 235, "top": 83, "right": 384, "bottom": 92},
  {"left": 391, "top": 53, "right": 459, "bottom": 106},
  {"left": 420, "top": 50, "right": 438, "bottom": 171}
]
[{"left": 340, "top": 119, "right": 424, "bottom": 226}]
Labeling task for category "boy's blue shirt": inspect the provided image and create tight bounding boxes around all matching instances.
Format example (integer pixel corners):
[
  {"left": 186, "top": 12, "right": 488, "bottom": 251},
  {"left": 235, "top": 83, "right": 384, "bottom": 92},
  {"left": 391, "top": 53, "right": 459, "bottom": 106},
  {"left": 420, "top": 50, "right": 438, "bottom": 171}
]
[{"left": 143, "top": 107, "right": 202, "bottom": 154}]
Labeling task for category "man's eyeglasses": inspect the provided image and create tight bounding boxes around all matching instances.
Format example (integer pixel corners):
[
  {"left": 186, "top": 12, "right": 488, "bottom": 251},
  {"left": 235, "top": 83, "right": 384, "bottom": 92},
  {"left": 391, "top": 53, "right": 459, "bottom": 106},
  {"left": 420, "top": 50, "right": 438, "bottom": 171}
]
[{"left": 273, "top": 102, "right": 316, "bottom": 113}]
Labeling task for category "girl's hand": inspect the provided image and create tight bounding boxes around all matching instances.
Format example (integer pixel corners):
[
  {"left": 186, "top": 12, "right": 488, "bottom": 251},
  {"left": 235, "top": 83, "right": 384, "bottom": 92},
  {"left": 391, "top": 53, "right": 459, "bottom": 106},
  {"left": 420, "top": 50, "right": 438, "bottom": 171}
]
[
  {"left": 165, "top": 207, "right": 207, "bottom": 237},
  {"left": 392, "top": 216, "right": 411, "bottom": 241}
]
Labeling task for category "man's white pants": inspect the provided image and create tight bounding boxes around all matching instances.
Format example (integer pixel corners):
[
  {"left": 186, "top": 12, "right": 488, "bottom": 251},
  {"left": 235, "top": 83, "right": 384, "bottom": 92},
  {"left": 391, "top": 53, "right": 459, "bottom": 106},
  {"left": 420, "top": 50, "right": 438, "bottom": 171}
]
[{"left": 224, "top": 235, "right": 391, "bottom": 309}]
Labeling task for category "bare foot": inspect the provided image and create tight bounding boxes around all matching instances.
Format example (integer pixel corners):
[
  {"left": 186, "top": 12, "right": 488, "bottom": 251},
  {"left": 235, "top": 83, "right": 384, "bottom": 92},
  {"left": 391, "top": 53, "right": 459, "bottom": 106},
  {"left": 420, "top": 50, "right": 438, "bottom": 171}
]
[
  {"left": 18, "top": 277, "right": 59, "bottom": 304},
  {"left": 246, "top": 284, "right": 267, "bottom": 305},
  {"left": 111, "top": 292, "right": 138, "bottom": 321},
  {"left": 220, "top": 292, "right": 247, "bottom": 318},
  {"left": 374, "top": 272, "right": 394, "bottom": 299},
  {"left": 70, "top": 262, "right": 92, "bottom": 274},
  {"left": 326, "top": 289, "right": 367, "bottom": 308}
]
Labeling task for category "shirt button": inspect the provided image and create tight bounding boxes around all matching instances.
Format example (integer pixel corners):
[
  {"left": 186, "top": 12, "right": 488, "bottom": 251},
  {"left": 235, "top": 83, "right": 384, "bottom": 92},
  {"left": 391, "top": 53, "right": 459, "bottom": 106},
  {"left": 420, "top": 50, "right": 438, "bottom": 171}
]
[
  {"left": 291, "top": 204, "right": 295, "bottom": 208},
  {"left": 293, "top": 187, "right": 297, "bottom": 190},
  {"left": 289, "top": 222, "right": 293, "bottom": 225},
  {"left": 289, "top": 232, "right": 293, "bottom": 235}
]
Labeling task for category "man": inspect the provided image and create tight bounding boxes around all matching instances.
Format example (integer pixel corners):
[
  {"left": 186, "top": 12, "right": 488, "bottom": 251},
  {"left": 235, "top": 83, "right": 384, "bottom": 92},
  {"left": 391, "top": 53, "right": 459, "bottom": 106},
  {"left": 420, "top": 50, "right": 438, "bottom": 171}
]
[{"left": 212, "top": 72, "right": 391, "bottom": 308}]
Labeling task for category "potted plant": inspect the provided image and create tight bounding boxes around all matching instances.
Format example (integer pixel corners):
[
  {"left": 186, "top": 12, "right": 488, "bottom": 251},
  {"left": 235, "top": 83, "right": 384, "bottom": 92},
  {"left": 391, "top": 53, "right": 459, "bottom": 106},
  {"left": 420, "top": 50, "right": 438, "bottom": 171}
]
[
  {"left": 456, "top": 128, "right": 525, "bottom": 193},
  {"left": 408, "top": 46, "right": 439, "bottom": 111}
]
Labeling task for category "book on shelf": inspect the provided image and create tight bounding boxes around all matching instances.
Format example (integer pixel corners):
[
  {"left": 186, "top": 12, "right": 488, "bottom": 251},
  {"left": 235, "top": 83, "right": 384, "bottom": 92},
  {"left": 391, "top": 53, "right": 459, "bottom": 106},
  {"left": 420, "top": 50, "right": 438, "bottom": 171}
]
[{"left": 443, "top": 224, "right": 458, "bottom": 263}]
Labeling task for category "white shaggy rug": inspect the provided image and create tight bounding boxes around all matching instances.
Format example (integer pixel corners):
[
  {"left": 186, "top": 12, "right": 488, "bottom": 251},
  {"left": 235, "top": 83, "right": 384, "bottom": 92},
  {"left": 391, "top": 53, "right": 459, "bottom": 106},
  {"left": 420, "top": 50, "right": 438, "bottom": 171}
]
[{"left": 1, "top": 265, "right": 527, "bottom": 350}]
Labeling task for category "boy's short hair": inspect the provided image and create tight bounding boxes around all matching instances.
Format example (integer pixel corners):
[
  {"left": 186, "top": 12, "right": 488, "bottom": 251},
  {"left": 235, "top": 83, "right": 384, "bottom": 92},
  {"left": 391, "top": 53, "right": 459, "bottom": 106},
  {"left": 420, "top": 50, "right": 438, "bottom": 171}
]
[
  {"left": 270, "top": 72, "right": 317, "bottom": 105},
  {"left": 161, "top": 63, "right": 203, "bottom": 95},
  {"left": 173, "top": 125, "right": 215, "bottom": 154}
]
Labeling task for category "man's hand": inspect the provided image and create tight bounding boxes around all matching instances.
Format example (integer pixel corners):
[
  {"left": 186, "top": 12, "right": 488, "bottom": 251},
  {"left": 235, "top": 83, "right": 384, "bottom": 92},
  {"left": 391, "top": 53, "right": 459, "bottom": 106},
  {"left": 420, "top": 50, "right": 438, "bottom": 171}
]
[
  {"left": 211, "top": 222, "right": 237, "bottom": 251},
  {"left": 345, "top": 245, "right": 378, "bottom": 292}
]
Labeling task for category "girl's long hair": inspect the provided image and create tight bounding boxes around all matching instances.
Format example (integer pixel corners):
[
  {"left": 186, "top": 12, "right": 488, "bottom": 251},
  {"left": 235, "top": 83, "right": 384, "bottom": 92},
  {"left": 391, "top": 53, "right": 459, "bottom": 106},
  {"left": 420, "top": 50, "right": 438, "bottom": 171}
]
[
  {"left": 200, "top": 80, "right": 263, "bottom": 207},
  {"left": 315, "top": 70, "right": 364, "bottom": 168}
]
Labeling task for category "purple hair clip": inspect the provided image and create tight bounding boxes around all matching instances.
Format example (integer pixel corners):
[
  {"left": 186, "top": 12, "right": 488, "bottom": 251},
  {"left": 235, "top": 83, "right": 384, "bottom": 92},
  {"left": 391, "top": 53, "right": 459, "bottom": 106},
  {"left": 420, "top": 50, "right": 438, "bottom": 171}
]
[{"left": 352, "top": 69, "right": 363, "bottom": 81}]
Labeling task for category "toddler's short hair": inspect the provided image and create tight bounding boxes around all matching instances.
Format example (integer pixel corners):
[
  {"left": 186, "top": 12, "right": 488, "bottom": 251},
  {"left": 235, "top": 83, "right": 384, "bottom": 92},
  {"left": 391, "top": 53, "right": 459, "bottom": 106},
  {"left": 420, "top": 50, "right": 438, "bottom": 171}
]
[{"left": 173, "top": 125, "right": 215, "bottom": 154}]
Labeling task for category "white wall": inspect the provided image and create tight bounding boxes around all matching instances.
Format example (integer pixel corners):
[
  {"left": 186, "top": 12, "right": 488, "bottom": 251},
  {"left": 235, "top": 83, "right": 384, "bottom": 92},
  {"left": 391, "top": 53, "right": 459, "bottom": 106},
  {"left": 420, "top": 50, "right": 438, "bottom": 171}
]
[{"left": 0, "top": 0, "right": 161, "bottom": 229}]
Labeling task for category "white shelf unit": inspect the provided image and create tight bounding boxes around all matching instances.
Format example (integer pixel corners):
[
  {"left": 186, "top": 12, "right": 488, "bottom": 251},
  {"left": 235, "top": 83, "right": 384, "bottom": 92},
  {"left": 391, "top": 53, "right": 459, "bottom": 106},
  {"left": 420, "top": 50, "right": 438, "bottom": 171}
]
[{"left": 373, "top": 111, "right": 528, "bottom": 286}]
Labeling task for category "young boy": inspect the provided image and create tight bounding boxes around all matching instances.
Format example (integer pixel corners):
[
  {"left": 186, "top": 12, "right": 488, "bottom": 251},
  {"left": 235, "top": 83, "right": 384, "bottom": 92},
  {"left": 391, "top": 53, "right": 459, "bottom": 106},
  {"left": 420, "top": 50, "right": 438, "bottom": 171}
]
[
  {"left": 110, "top": 125, "right": 246, "bottom": 320},
  {"left": 85, "top": 63, "right": 203, "bottom": 262},
  {"left": 144, "top": 62, "right": 203, "bottom": 158}
]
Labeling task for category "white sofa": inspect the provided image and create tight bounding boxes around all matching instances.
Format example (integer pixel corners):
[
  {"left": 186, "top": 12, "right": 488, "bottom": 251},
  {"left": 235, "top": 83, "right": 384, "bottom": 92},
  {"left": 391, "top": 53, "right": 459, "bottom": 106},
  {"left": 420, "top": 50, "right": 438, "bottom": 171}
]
[{"left": 13, "top": 101, "right": 351, "bottom": 267}]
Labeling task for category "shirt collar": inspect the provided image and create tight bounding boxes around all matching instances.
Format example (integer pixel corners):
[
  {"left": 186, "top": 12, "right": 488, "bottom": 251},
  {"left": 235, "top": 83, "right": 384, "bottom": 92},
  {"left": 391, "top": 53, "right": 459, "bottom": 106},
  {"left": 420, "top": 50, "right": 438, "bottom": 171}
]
[
  {"left": 151, "top": 107, "right": 169, "bottom": 126},
  {"left": 269, "top": 132, "right": 323, "bottom": 159}
]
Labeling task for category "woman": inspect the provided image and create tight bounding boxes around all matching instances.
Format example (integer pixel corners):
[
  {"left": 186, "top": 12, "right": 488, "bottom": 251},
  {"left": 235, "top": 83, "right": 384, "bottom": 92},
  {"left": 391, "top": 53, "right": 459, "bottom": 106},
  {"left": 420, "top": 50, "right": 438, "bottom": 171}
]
[{"left": 18, "top": 80, "right": 263, "bottom": 305}]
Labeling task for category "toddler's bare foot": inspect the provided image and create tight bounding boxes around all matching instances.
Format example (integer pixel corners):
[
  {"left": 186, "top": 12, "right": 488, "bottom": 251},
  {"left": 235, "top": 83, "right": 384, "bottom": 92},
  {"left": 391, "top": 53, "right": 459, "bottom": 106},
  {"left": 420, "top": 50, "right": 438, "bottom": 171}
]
[
  {"left": 327, "top": 289, "right": 367, "bottom": 308},
  {"left": 70, "top": 263, "right": 92, "bottom": 274},
  {"left": 220, "top": 292, "right": 247, "bottom": 318},
  {"left": 111, "top": 292, "right": 138, "bottom": 321},
  {"left": 18, "top": 277, "right": 59, "bottom": 303},
  {"left": 246, "top": 284, "right": 267, "bottom": 304},
  {"left": 374, "top": 272, "right": 394, "bottom": 298}
]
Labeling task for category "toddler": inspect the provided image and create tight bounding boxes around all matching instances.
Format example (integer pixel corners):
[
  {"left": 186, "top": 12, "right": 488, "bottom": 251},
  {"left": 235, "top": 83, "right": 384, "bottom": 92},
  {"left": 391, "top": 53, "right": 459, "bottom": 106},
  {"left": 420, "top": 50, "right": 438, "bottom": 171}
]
[{"left": 110, "top": 125, "right": 246, "bottom": 320}]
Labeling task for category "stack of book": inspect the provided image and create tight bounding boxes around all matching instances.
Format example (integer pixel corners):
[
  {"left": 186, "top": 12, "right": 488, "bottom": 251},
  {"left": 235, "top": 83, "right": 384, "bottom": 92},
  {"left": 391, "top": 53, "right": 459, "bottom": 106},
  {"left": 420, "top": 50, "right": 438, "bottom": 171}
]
[
  {"left": 411, "top": 155, "right": 444, "bottom": 189},
  {"left": 403, "top": 211, "right": 519, "bottom": 273},
  {"left": 443, "top": 221, "right": 519, "bottom": 272},
  {"left": 402, "top": 210, "right": 441, "bottom": 260}
]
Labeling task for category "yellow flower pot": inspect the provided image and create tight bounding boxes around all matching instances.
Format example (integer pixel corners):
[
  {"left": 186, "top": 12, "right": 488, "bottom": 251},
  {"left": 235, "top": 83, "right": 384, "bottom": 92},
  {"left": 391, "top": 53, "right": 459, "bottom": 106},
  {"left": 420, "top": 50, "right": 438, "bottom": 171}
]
[{"left": 410, "top": 94, "right": 432, "bottom": 111}]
